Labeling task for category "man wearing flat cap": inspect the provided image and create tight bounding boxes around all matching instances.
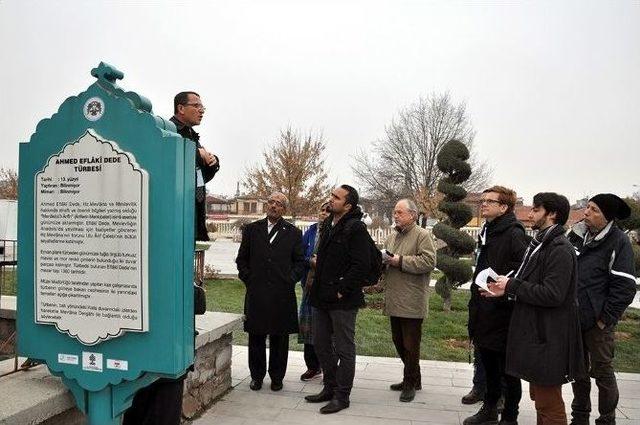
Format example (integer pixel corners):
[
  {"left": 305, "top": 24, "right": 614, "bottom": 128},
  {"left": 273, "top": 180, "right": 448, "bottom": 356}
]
[{"left": 567, "top": 193, "right": 636, "bottom": 425}]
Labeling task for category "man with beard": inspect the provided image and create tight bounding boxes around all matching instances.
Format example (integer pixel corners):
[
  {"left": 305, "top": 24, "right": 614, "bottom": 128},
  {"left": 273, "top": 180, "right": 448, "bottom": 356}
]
[
  {"left": 305, "top": 185, "right": 370, "bottom": 414},
  {"left": 485, "top": 192, "right": 584, "bottom": 425},
  {"left": 464, "top": 186, "right": 528, "bottom": 425},
  {"left": 567, "top": 193, "right": 636, "bottom": 425},
  {"left": 236, "top": 192, "right": 305, "bottom": 392}
]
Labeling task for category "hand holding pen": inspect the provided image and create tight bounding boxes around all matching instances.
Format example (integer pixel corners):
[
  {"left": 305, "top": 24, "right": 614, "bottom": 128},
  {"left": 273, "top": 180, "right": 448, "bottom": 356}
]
[{"left": 482, "top": 271, "right": 513, "bottom": 298}]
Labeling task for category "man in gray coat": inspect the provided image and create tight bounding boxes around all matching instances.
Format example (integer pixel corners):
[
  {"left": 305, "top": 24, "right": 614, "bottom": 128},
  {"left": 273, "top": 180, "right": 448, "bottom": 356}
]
[{"left": 381, "top": 199, "right": 436, "bottom": 402}]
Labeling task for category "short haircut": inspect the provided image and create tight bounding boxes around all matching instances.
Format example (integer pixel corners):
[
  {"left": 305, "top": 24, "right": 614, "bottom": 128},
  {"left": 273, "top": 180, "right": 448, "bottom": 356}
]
[
  {"left": 340, "top": 184, "right": 359, "bottom": 209},
  {"left": 399, "top": 198, "right": 418, "bottom": 215},
  {"left": 174, "top": 91, "right": 200, "bottom": 114},
  {"left": 269, "top": 192, "right": 288, "bottom": 209},
  {"left": 483, "top": 185, "right": 517, "bottom": 213},
  {"left": 532, "top": 192, "right": 570, "bottom": 226}
]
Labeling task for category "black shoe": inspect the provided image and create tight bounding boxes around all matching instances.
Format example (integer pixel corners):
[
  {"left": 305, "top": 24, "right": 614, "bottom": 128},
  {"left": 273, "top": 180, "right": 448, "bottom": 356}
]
[
  {"left": 300, "top": 369, "right": 322, "bottom": 381},
  {"left": 390, "top": 381, "right": 404, "bottom": 391},
  {"left": 461, "top": 388, "right": 485, "bottom": 405},
  {"left": 568, "top": 419, "right": 588, "bottom": 425},
  {"left": 270, "top": 381, "right": 283, "bottom": 391},
  {"left": 319, "top": 399, "right": 350, "bottom": 414},
  {"left": 463, "top": 403, "right": 498, "bottom": 425},
  {"left": 305, "top": 388, "right": 334, "bottom": 403},
  {"left": 399, "top": 384, "right": 416, "bottom": 402},
  {"left": 249, "top": 379, "right": 262, "bottom": 391},
  {"left": 390, "top": 381, "right": 422, "bottom": 391},
  {"left": 498, "top": 420, "right": 517, "bottom": 425}
]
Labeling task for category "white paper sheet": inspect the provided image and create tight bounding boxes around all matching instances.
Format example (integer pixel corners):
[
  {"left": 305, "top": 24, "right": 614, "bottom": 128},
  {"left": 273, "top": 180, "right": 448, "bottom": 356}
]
[{"left": 474, "top": 267, "right": 498, "bottom": 295}]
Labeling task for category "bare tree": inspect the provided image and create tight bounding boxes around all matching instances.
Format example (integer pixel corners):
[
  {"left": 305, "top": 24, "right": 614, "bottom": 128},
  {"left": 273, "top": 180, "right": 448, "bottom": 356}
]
[
  {"left": 0, "top": 167, "right": 18, "bottom": 199},
  {"left": 245, "top": 127, "right": 331, "bottom": 218},
  {"left": 352, "top": 93, "right": 491, "bottom": 217}
]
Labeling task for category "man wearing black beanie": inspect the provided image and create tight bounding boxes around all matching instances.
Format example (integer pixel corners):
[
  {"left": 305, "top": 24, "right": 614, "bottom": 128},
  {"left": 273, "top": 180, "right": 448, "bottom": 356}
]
[{"left": 567, "top": 193, "right": 636, "bottom": 425}]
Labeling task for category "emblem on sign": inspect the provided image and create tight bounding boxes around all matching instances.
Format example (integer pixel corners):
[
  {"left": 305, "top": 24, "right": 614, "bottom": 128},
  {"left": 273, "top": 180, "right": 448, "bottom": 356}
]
[
  {"left": 83, "top": 97, "right": 105, "bottom": 121},
  {"left": 82, "top": 351, "right": 103, "bottom": 372}
]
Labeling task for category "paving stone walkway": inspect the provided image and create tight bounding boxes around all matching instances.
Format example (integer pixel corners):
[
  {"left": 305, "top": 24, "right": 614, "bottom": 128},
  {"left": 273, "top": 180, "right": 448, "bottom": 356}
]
[{"left": 191, "top": 345, "right": 640, "bottom": 425}]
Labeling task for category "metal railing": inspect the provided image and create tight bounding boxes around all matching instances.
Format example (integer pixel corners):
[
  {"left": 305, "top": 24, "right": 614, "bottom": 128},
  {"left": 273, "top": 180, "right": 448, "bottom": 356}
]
[
  {"left": 0, "top": 238, "right": 17, "bottom": 306},
  {"left": 0, "top": 239, "right": 23, "bottom": 377},
  {"left": 208, "top": 219, "right": 536, "bottom": 245}
]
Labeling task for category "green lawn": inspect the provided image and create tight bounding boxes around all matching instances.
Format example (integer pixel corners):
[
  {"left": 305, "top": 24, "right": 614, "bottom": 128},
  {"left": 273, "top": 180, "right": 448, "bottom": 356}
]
[
  {"left": 206, "top": 278, "right": 640, "bottom": 373},
  {"left": 2, "top": 271, "right": 637, "bottom": 372},
  {"left": 0, "top": 267, "right": 16, "bottom": 296}
]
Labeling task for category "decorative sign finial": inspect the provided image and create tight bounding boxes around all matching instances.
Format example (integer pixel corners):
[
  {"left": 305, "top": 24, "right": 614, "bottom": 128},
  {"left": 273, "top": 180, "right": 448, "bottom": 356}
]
[{"left": 91, "top": 62, "right": 124, "bottom": 83}]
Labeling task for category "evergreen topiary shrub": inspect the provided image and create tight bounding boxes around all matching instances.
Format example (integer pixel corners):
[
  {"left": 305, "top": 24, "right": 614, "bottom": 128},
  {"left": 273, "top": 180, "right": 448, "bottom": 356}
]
[{"left": 432, "top": 140, "right": 475, "bottom": 312}]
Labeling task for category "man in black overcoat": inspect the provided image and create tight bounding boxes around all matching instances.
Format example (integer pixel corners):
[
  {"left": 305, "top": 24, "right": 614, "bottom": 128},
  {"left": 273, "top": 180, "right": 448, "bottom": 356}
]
[
  {"left": 465, "top": 186, "right": 528, "bottom": 425},
  {"left": 485, "top": 192, "right": 585, "bottom": 425},
  {"left": 236, "top": 192, "right": 304, "bottom": 391}
]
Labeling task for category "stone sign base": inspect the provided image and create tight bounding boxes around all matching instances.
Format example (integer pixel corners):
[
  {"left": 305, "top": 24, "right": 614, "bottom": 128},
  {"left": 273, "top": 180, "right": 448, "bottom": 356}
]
[{"left": 0, "top": 308, "right": 243, "bottom": 424}]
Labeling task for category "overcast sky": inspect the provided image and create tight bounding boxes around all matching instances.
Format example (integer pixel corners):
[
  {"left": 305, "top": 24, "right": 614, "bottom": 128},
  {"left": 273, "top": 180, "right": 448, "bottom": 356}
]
[{"left": 1, "top": 0, "right": 638, "bottom": 204}]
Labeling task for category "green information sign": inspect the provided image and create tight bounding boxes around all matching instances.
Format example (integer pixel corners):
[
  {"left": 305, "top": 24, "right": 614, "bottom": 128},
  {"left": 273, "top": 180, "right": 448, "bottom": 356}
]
[{"left": 18, "top": 63, "right": 196, "bottom": 424}]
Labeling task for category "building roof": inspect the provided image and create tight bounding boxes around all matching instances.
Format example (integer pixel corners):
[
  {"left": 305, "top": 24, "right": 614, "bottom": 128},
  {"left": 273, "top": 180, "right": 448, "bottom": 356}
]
[
  {"left": 515, "top": 205, "right": 585, "bottom": 227},
  {"left": 205, "top": 195, "right": 232, "bottom": 204}
]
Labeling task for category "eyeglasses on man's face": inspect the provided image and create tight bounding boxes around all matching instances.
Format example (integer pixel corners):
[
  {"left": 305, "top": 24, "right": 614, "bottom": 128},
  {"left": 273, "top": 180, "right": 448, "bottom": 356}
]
[
  {"left": 267, "top": 199, "right": 285, "bottom": 208},
  {"left": 480, "top": 199, "right": 502, "bottom": 205},
  {"left": 184, "top": 103, "right": 206, "bottom": 111}
]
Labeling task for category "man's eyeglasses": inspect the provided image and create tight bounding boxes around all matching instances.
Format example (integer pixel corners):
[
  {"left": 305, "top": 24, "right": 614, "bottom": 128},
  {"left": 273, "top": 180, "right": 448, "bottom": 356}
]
[
  {"left": 481, "top": 199, "right": 502, "bottom": 205},
  {"left": 184, "top": 103, "right": 206, "bottom": 111},
  {"left": 267, "top": 199, "right": 285, "bottom": 207}
]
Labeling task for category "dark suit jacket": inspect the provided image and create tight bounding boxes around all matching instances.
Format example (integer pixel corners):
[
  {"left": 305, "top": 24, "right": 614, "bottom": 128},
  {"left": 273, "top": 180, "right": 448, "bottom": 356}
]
[
  {"left": 236, "top": 218, "right": 304, "bottom": 334},
  {"left": 170, "top": 116, "right": 219, "bottom": 241}
]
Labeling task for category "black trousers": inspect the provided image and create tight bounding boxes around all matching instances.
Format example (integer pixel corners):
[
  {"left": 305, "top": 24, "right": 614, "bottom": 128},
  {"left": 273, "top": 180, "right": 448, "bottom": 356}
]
[
  {"left": 304, "top": 343, "right": 320, "bottom": 371},
  {"left": 248, "top": 333, "right": 289, "bottom": 383},
  {"left": 478, "top": 347, "right": 522, "bottom": 421},
  {"left": 122, "top": 377, "right": 184, "bottom": 425},
  {"left": 571, "top": 325, "right": 619, "bottom": 425},
  {"left": 313, "top": 307, "right": 358, "bottom": 403},
  {"left": 472, "top": 347, "right": 487, "bottom": 393},
  {"left": 390, "top": 316, "right": 423, "bottom": 387}
]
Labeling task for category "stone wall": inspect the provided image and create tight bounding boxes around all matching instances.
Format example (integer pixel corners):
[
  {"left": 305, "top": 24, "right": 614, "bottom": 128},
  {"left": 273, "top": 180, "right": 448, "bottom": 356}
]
[
  {"left": 0, "top": 316, "right": 16, "bottom": 355},
  {"left": 0, "top": 296, "right": 16, "bottom": 355},
  {"left": 183, "top": 333, "right": 233, "bottom": 419}
]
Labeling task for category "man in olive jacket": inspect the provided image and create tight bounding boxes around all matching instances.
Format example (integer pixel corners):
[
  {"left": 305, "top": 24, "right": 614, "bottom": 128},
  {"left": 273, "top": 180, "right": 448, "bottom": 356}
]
[
  {"left": 381, "top": 199, "right": 436, "bottom": 402},
  {"left": 236, "top": 192, "right": 305, "bottom": 392},
  {"left": 305, "top": 185, "right": 370, "bottom": 414},
  {"left": 487, "top": 192, "right": 585, "bottom": 425}
]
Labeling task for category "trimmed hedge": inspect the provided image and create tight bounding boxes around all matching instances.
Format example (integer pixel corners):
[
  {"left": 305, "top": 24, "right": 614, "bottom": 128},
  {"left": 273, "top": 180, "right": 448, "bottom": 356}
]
[{"left": 435, "top": 140, "right": 475, "bottom": 301}]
